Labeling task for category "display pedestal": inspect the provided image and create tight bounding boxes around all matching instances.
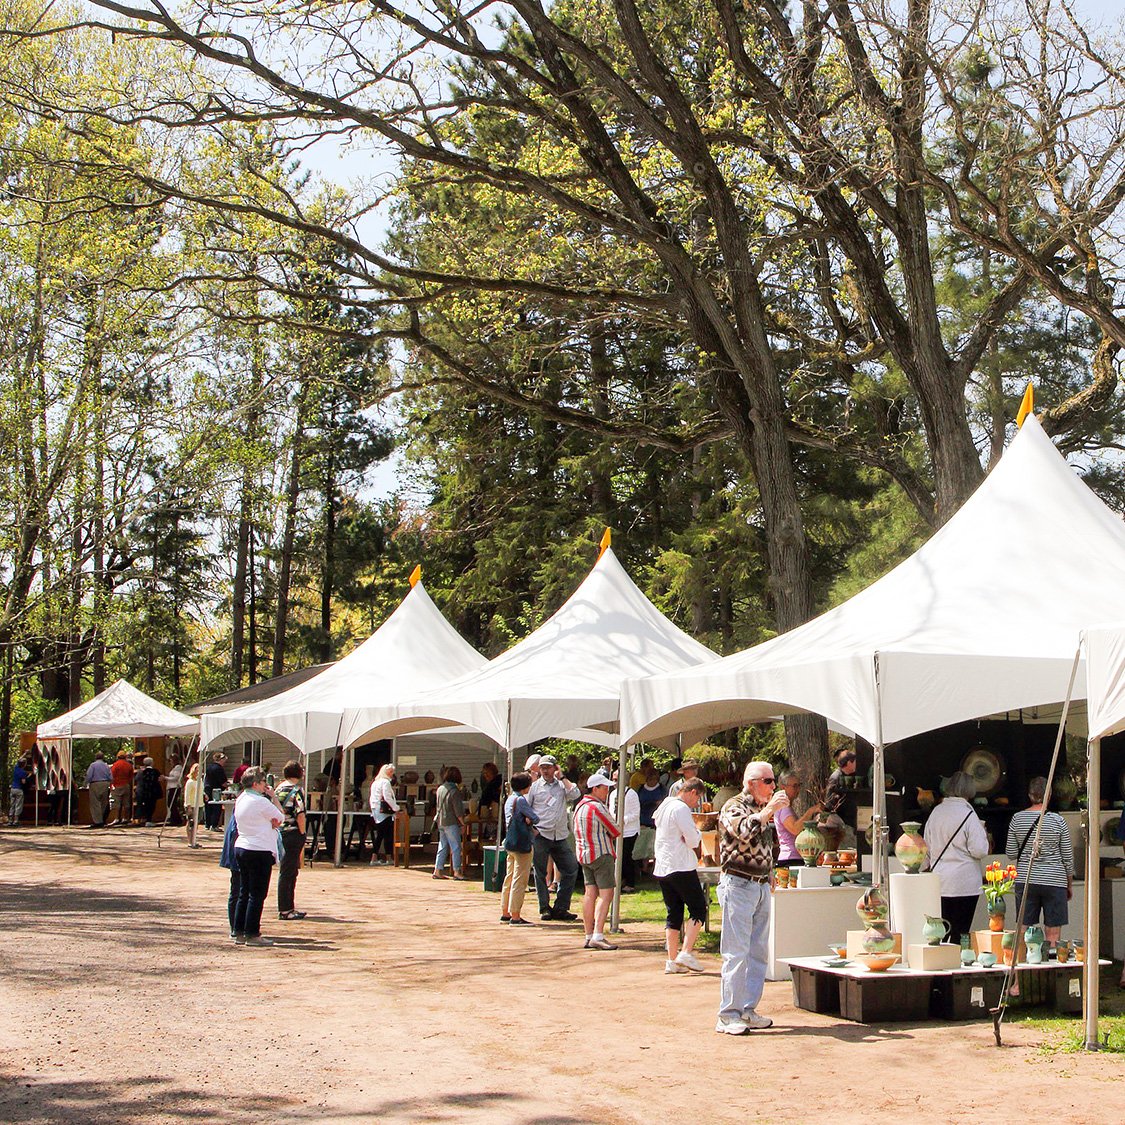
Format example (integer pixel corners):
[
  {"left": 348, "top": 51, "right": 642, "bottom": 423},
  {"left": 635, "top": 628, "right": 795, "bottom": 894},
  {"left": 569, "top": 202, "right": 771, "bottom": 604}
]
[
  {"left": 795, "top": 866, "right": 831, "bottom": 889},
  {"left": 972, "top": 929, "right": 1025, "bottom": 963},
  {"left": 889, "top": 872, "right": 941, "bottom": 967},
  {"left": 908, "top": 943, "right": 961, "bottom": 971}
]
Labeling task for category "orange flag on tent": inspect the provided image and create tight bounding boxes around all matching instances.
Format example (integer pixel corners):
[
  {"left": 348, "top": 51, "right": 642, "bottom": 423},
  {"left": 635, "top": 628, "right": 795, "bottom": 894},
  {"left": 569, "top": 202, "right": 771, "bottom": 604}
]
[
  {"left": 1016, "top": 382, "right": 1035, "bottom": 428},
  {"left": 598, "top": 528, "right": 612, "bottom": 558},
  {"left": 408, "top": 565, "right": 422, "bottom": 587}
]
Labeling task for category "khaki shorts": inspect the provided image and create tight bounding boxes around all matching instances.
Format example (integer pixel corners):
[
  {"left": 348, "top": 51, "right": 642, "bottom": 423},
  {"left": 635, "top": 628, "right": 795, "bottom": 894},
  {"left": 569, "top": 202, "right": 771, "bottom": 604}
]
[{"left": 581, "top": 852, "right": 616, "bottom": 890}]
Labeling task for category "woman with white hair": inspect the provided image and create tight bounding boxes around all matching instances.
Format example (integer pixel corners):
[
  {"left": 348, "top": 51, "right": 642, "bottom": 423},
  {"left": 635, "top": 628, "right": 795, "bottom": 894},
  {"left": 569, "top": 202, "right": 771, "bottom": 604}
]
[
  {"left": 369, "top": 763, "right": 399, "bottom": 866},
  {"left": 923, "top": 770, "right": 990, "bottom": 944}
]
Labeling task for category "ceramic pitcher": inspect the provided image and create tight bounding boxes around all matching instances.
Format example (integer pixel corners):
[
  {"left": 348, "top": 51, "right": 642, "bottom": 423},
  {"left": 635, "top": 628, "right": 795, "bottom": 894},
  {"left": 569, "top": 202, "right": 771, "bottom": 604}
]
[{"left": 921, "top": 914, "right": 951, "bottom": 946}]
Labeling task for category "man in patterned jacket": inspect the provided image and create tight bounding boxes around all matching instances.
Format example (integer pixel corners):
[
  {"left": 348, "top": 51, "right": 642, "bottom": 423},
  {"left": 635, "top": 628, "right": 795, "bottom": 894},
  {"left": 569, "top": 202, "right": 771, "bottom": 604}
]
[{"left": 715, "top": 761, "right": 789, "bottom": 1034}]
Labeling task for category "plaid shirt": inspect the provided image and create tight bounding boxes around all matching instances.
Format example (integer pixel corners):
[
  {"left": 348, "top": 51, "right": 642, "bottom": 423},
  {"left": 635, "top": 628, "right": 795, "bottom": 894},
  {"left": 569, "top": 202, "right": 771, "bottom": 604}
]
[
  {"left": 573, "top": 796, "right": 621, "bottom": 864},
  {"left": 718, "top": 791, "right": 774, "bottom": 880}
]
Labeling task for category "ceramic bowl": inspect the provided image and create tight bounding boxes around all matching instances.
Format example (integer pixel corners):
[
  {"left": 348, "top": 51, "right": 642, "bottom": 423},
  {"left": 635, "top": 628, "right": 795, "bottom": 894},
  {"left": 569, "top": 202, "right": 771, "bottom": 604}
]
[
  {"left": 976, "top": 952, "right": 998, "bottom": 968},
  {"left": 855, "top": 953, "right": 900, "bottom": 972},
  {"left": 828, "top": 943, "right": 847, "bottom": 959}
]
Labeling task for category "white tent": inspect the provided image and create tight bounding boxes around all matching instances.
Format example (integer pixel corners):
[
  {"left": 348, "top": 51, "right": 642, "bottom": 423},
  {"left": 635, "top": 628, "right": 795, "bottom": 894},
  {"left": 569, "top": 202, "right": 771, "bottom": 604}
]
[
  {"left": 1084, "top": 624, "right": 1125, "bottom": 741},
  {"left": 339, "top": 547, "right": 719, "bottom": 752},
  {"left": 38, "top": 679, "right": 198, "bottom": 739},
  {"left": 199, "top": 580, "right": 488, "bottom": 755},
  {"left": 621, "top": 416, "right": 1125, "bottom": 751}
]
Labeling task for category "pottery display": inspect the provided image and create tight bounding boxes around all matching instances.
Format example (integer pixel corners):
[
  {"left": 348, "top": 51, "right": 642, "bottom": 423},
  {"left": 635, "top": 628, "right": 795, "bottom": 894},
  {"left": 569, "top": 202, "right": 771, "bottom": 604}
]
[
  {"left": 960, "top": 746, "right": 1005, "bottom": 797},
  {"left": 976, "top": 952, "right": 998, "bottom": 968},
  {"left": 818, "top": 813, "right": 846, "bottom": 852},
  {"left": 795, "top": 822, "right": 825, "bottom": 866},
  {"left": 894, "top": 821, "right": 929, "bottom": 873},
  {"left": 921, "top": 914, "right": 951, "bottom": 946},
  {"left": 855, "top": 953, "right": 900, "bottom": 972},
  {"left": 856, "top": 885, "right": 890, "bottom": 925},
  {"left": 838, "top": 848, "right": 857, "bottom": 866},
  {"left": 987, "top": 901, "right": 1007, "bottom": 931},
  {"left": 916, "top": 787, "right": 936, "bottom": 810},
  {"left": 960, "top": 935, "right": 975, "bottom": 965},
  {"left": 828, "top": 943, "right": 847, "bottom": 959},
  {"left": 1057, "top": 941, "right": 1070, "bottom": 963}
]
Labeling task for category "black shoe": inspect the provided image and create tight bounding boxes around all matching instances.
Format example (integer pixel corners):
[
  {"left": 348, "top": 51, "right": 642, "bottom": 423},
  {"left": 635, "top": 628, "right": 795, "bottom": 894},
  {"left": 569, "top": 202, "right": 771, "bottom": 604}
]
[
  {"left": 551, "top": 910, "right": 578, "bottom": 922},
  {"left": 540, "top": 911, "right": 556, "bottom": 921}
]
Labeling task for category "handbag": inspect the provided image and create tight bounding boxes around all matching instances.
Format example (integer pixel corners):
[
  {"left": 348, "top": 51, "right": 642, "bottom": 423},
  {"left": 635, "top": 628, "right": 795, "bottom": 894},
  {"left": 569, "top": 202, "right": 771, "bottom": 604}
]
[{"left": 504, "top": 800, "right": 533, "bottom": 853}]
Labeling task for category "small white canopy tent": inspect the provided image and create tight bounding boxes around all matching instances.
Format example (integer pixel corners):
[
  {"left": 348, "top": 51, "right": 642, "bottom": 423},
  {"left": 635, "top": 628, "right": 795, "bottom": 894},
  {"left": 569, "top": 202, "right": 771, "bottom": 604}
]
[
  {"left": 199, "top": 580, "right": 488, "bottom": 756},
  {"left": 35, "top": 680, "right": 199, "bottom": 826},
  {"left": 38, "top": 679, "right": 198, "bottom": 739},
  {"left": 339, "top": 547, "right": 719, "bottom": 752}
]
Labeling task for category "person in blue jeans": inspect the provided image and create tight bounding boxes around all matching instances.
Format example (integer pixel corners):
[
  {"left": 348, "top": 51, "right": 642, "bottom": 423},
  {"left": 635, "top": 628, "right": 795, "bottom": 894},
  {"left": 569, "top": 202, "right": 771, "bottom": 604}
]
[
  {"left": 433, "top": 767, "right": 466, "bottom": 880},
  {"left": 527, "top": 755, "right": 580, "bottom": 921},
  {"left": 8, "top": 757, "right": 31, "bottom": 826},
  {"left": 714, "top": 761, "right": 790, "bottom": 1034},
  {"left": 220, "top": 814, "right": 241, "bottom": 939}
]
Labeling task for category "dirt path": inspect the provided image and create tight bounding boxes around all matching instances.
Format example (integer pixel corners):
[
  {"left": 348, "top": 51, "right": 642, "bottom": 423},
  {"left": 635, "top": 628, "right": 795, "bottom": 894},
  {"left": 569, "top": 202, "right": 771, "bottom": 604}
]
[{"left": 0, "top": 828, "right": 1120, "bottom": 1124}]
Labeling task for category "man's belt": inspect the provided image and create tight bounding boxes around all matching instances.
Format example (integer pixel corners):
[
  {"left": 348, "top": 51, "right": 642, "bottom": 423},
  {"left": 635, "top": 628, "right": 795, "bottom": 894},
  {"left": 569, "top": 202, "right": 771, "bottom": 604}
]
[{"left": 730, "top": 871, "right": 771, "bottom": 884}]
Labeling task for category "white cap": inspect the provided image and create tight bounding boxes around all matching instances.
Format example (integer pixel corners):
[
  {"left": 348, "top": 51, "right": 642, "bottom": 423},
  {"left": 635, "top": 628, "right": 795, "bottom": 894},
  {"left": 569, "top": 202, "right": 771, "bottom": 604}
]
[
  {"left": 524, "top": 754, "right": 542, "bottom": 770},
  {"left": 586, "top": 773, "right": 613, "bottom": 790}
]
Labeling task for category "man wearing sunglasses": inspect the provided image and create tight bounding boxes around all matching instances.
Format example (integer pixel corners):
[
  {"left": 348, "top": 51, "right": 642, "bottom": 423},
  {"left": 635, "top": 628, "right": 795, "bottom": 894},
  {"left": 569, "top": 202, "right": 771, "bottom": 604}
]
[{"left": 714, "top": 762, "right": 790, "bottom": 1034}]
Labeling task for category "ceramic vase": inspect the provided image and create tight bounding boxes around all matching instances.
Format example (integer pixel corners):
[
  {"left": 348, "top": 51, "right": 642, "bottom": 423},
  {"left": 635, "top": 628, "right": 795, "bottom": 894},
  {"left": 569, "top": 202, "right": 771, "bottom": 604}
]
[
  {"left": 856, "top": 885, "right": 889, "bottom": 926},
  {"left": 960, "top": 935, "right": 975, "bottom": 965},
  {"left": 795, "top": 822, "right": 825, "bottom": 867},
  {"left": 921, "top": 914, "right": 951, "bottom": 946},
  {"left": 861, "top": 922, "right": 896, "bottom": 954},
  {"left": 893, "top": 821, "right": 929, "bottom": 873},
  {"left": 987, "top": 899, "right": 1007, "bottom": 931}
]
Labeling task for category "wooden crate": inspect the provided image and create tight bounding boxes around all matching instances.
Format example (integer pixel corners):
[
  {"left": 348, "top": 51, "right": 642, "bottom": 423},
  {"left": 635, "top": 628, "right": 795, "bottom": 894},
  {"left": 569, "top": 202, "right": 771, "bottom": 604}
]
[
  {"left": 790, "top": 965, "right": 841, "bottom": 1015},
  {"left": 931, "top": 970, "right": 1005, "bottom": 1020}
]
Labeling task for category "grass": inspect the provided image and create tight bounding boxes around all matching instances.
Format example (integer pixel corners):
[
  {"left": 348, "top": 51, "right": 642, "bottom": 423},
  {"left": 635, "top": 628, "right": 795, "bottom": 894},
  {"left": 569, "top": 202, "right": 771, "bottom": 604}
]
[{"left": 618, "top": 884, "right": 722, "bottom": 952}]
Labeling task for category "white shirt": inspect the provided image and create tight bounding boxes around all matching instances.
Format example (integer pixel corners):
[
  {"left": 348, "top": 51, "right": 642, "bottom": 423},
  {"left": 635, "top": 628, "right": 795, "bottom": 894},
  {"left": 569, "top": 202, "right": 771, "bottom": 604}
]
[
  {"left": 166, "top": 764, "right": 183, "bottom": 789},
  {"left": 528, "top": 776, "right": 578, "bottom": 840},
  {"left": 923, "top": 797, "right": 990, "bottom": 896},
  {"left": 653, "top": 797, "right": 702, "bottom": 877},
  {"left": 369, "top": 777, "right": 399, "bottom": 823},
  {"left": 233, "top": 791, "right": 283, "bottom": 857},
  {"left": 614, "top": 785, "right": 641, "bottom": 836}
]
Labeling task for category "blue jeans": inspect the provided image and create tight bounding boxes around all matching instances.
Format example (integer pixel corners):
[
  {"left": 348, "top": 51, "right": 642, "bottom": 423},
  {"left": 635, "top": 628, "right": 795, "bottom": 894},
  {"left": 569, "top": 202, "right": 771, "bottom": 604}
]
[
  {"left": 435, "top": 825, "right": 462, "bottom": 873},
  {"left": 532, "top": 834, "right": 579, "bottom": 915},
  {"left": 717, "top": 874, "right": 771, "bottom": 1019}
]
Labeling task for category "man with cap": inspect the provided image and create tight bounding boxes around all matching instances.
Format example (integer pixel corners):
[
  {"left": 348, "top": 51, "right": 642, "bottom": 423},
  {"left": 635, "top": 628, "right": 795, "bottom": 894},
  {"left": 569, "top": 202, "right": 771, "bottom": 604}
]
[
  {"left": 668, "top": 758, "right": 709, "bottom": 803},
  {"left": 84, "top": 751, "right": 112, "bottom": 828},
  {"left": 715, "top": 761, "right": 789, "bottom": 1034},
  {"left": 527, "top": 754, "right": 580, "bottom": 921},
  {"left": 573, "top": 773, "right": 622, "bottom": 949},
  {"left": 109, "top": 750, "right": 135, "bottom": 826}
]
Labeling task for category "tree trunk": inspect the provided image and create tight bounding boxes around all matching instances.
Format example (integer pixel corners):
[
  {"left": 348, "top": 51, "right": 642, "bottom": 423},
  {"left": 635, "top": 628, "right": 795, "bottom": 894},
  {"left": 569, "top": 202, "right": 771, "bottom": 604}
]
[
  {"left": 273, "top": 420, "right": 304, "bottom": 677},
  {"left": 319, "top": 445, "right": 337, "bottom": 664}
]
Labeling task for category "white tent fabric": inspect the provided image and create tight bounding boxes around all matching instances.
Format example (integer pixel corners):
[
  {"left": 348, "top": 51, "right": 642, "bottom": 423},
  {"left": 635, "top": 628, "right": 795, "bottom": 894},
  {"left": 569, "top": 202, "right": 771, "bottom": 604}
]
[
  {"left": 621, "top": 416, "right": 1125, "bottom": 748},
  {"left": 340, "top": 548, "right": 719, "bottom": 751},
  {"left": 200, "top": 582, "right": 488, "bottom": 754},
  {"left": 37, "top": 679, "right": 198, "bottom": 739},
  {"left": 1083, "top": 624, "right": 1125, "bottom": 739}
]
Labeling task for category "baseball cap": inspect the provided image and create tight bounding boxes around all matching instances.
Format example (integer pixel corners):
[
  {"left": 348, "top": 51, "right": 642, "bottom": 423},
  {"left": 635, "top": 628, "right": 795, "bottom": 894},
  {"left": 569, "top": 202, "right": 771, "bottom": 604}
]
[
  {"left": 586, "top": 773, "right": 613, "bottom": 790},
  {"left": 524, "top": 754, "right": 541, "bottom": 770},
  {"left": 679, "top": 758, "right": 699, "bottom": 771},
  {"left": 538, "top": 754, "right": 558, "bottom": 767}
]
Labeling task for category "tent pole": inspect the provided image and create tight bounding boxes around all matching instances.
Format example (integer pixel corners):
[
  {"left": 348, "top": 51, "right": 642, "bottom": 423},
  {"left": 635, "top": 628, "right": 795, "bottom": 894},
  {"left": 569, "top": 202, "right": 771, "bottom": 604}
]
[
  {"left": 871, "top": 654, "right": 888, "bottom": 890},
  {"left": 65, "top": 739, "right": 73, "bottom": 828},
  {"left": 1084, "top": 735, "right": 1101, "bottom": 1051},
  {"left": 610, "top": 742, "right": 628, "bottom": 933},
  {"left": 333, "top": 745, "right": 348, "bottom": 868}
]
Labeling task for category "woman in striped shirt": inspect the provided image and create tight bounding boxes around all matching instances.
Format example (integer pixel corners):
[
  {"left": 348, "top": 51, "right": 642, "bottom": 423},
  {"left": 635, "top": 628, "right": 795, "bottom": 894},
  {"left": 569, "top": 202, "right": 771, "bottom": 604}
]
[{"left": 1005, "top": 775, "right": 1073, "bottom": 948}]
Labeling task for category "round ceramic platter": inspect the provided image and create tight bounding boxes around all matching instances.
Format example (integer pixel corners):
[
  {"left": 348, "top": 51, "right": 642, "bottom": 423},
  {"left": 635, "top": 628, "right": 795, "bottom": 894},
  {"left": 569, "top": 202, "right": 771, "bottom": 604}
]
[{"left": 961, "top": 746, "right": 1005, "bottom": 796}]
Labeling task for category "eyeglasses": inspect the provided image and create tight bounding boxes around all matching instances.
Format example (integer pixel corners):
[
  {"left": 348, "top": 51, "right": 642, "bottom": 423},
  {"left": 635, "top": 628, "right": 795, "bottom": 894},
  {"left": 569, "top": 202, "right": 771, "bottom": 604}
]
[{"left": 752, "top": 776, "right": 776, "bottom": 785}]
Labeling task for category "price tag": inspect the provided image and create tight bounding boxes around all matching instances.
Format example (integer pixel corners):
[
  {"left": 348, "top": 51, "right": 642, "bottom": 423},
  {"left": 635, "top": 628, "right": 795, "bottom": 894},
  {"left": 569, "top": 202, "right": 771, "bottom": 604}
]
[
  {"left": 1069, "top": 977, "right": 1081, "bottom": 997},
  {"left": 971, "top": 986, "right": 984, "bottom": 1007}
]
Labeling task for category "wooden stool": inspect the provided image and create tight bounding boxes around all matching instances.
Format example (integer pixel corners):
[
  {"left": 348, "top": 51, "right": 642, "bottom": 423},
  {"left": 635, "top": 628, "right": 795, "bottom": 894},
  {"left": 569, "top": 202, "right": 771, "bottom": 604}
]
[{"left": 392, "top": 809, "right": 411, "bottom": 867}]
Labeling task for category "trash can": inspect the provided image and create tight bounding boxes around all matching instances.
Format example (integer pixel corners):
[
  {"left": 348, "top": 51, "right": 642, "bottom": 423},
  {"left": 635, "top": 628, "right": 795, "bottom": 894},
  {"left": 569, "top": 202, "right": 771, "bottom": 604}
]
[{"left": 483, "top": 845, "right": 507, "bottom": 892}]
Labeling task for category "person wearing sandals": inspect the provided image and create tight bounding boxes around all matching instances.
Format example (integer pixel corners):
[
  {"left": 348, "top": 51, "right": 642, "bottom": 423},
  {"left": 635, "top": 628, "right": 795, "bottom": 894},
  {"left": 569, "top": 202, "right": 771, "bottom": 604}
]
[
  {"left": 500, "top": 772, "right": 539, "bottom": 925},
  {"left": 275, "top": 760, "right": 308, "bottom": 921},
  {"left": 369, "top": 763, "right": 399, "bottom": 866},
  {"left": 433, "top": 767, "right": 466, "bottom": 880},
  {"left": 232, "top": 767, "right": 284, "bottom": 946}
]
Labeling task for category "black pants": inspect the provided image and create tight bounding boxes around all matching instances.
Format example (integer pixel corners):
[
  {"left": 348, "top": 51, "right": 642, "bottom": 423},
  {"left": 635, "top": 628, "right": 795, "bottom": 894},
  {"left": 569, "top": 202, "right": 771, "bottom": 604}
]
[
  {"left": 532, "top": 835, "right": 578, "bottom": 914},
  {"left": 233, "top": 849, "right": 274, "bottom": 937},
  {"left": 373, "top": 816, "right": 395, "bottom": 858},
  {"left": 657, "top": 869, "right": 709, "bottom": 930},
  {"left": 941, "top": 894, "right": 980, "bottom": 946},
  {"left": 277, "top": 829, "right": 305, "bottom": 913},
  {"left": 622, "top": 834, "right": 637, "bottom": 887},
  {"left": 204, "top": 789, "right": 222, "bottom": 830},
  {"left": 227, "top": 866, "right": 242, "bottom": 934}
]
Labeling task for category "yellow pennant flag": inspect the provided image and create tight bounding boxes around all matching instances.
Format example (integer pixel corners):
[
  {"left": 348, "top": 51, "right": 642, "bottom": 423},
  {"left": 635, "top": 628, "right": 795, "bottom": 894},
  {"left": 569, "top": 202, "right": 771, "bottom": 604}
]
[
  {"left": 1016, "top": 381, "right": 1035, "bottom": 428},
  {"left": 598, "top": 528, "right": 612, "bottom": 558},
  {"left": 408, "top": 564, "right": 422, "bottom": 587}
]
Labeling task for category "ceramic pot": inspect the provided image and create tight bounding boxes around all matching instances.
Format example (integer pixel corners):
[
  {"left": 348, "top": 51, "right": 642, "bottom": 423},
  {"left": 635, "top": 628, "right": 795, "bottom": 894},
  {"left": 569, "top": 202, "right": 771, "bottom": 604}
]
[
  {"left": 1026, "top": 941, "right": 1044, "bottom": 964},
  {"left": 987, "top": 900, "right": 1007, "bottom": 931},
  {"left": 861, "top": 922, "right": 896, "bottom": 954},
  {"left": 795, "top": 822, "right": 825, "bottom": 867},
  {"left": 856, "top": 885, "right": 889, "bottom": 926},
  {"left": 960, "top": 935, "right": 975, "bottom": 965},
  {"left": 1057, "top": 941, "right": 1070, "bottom": 963},
  {"left": 894, "top": 821, "right": 928, "bottom": 873},
  {"left": 921, "top": 914, "right": 950, "bottom": 946}
]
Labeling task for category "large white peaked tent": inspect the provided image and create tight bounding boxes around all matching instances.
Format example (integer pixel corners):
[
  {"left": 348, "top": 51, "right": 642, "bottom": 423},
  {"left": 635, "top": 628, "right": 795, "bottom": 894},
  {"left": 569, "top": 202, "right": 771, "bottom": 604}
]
[
  {"left": 38, "top": 679, "right": 198, "bottom": 739},
  {"left": 621, "top": 416, "right": 1125, "bottom": 750},
  {"left": 340, "top": 547, "right": 719, "bottom": 752},
  {"left": 199, "top": 580, "right": 488, "bottom": 755}
]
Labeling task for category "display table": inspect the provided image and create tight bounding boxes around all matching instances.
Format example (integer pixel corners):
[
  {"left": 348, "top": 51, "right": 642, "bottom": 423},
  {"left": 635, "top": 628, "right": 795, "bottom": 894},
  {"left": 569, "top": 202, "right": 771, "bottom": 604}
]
[{"left": 783, "top": 955, "right": 1105, "bottom": 1023}]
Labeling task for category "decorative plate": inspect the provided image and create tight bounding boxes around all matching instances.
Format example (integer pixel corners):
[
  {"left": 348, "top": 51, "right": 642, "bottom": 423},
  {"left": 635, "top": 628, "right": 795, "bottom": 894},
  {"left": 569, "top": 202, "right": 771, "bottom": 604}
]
[{"left": 961, "top": 747, "right": 1005, "bottom": 797}]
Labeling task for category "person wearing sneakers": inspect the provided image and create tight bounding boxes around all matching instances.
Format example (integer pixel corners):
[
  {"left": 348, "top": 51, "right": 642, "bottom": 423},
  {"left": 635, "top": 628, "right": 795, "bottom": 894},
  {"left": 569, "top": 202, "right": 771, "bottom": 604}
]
[
  {"left": 653, "top": 777, "right": 707, "bottom": 975},
  {"left": 714, "top": 761, "right": 789, "bottom": 1034},
  {"left": 573, "top": 774, "right": 622, "bottom": 950},
  {"left": 499, "top": 772, "right": 539, "bottom": 925},
  {"left": 231, "top": 767, "right": 285, "bottom": 947}
]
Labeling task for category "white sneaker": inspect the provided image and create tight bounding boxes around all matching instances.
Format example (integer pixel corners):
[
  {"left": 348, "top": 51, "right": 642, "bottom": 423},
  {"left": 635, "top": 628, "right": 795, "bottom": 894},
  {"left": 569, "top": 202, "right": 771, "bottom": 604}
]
[
  {"left": 675, "top": 950, "right": 704, "bottom": 972},
  {"left": 740, "top": 1010, "right": 773, "bottom": 1029},
  {"left": 587, "top": 935, "right": 617, "bottom": 950},
  {"left": 665, "top": 959, "right": 688, "bottom": 974},
  {"left": 715, "top": 1016, "right": 749, "bottom": 1035}
]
